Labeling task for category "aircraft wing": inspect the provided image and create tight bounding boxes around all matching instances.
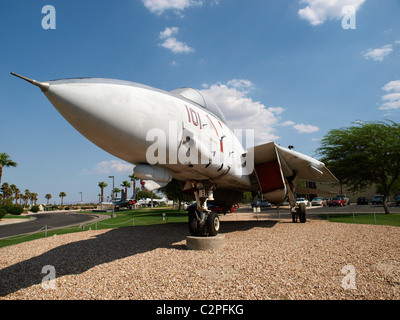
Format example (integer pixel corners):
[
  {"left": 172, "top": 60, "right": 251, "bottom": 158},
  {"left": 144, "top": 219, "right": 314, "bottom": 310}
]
[{"left": 248, "top": 142, "right": 338, "bottom": 205}]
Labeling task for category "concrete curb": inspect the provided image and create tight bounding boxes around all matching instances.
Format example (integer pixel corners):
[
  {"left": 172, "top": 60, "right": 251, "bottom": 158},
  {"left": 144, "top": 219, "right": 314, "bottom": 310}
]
[{"left": 186, "top": 234, "right": 226, "bottom": 250}]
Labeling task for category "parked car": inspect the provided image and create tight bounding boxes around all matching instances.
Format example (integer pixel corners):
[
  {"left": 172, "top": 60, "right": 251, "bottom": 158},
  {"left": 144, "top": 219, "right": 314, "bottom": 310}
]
[
  {"left": 296, "top": 198, "right": 309, "bottom": 206},
  {"left": 329, "top": 196, "right": 345, "bottom": 207},
  {"left": 371, "top": 195, "right": 384, "bottom": 204},
  {"left": 251, "top": 200, "right": 271, "bottom": 208},
  {"left": 336, "top": 194, "right": 350, "bottom": 205},
  {"left": 396, "top": 195, "right": 400, "bottom": 206},
  {"left": 311, "top": 197, "right": 324, "bottom": 206},
  {"left": 211, "top": 205, "right": 235, "bottom": 213},
  {"left": 357, "top": 197, "right": 369, "bottom": 205}
]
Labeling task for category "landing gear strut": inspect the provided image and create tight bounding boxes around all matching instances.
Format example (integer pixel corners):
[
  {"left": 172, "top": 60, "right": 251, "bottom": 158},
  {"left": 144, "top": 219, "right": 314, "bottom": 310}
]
[{"left": 187, "top": 181, "right": 220, "bottom": 237}]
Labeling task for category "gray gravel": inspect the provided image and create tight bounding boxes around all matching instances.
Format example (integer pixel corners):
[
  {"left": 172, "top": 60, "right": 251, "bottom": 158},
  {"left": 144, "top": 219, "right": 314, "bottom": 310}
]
[{"left": 0, "top": 217, "right": 399, "bottom": 300}]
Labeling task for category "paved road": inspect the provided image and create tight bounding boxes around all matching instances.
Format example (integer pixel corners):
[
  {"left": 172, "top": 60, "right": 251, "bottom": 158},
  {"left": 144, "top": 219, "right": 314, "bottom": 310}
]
[{"left": 0, "top": 212, "right": 100, "bottom": 239}]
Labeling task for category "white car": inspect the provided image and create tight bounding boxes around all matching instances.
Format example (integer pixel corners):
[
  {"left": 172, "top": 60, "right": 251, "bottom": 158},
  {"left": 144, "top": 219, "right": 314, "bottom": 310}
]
[
  {"left": 311, "top": 197, "right": 324, "bottom": 206},
  {"left": 296, "top": 198, "right": 309, "bottom": 206}
]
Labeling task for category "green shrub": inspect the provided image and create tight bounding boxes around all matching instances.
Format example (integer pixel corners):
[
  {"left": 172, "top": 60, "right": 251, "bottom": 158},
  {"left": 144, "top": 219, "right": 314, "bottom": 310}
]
[
  {"left": 30, "top": 205, "right": 40, "bottom": 213},
  {"left": 7, "top": 205, "right": 24, "bottom": 215},
  {"left": 0, "top": 207, "right": 6, "bottom": 219}
]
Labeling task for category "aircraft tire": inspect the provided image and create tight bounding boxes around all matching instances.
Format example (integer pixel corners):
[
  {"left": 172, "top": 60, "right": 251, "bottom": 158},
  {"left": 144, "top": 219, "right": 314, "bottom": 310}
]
[
  {"left": 299, "top": 203, "right": 306, "bottom": 223},
  {"left": 206, "top": 211, "right": 220, "bottom": 236}
]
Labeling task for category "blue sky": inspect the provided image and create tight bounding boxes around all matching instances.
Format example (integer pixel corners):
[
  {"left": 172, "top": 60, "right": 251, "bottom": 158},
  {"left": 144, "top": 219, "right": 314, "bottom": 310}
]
[{"left": 1, "top": 0, "right": 399, "bottom": 204}]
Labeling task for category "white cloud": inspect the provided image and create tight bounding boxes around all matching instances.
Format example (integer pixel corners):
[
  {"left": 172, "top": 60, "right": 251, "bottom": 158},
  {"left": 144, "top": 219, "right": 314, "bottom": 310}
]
[
  {"left": 200, "top": 80, "right": 321, "bottom": 143},
  {"left": 142, "top": 0, "right": 202, "bottom": 15},
  {"left": 298, "top": 0, "right": 365, "bottom": 26},
  {"left": 84, "top": 160, "right": 134, "bottom": 175},
  {"left": 364, "top": 44, "right": 393, "bottom": 62},
  {"left": 379, "top": 80, "right": 400, "bottom": 110},
  {"left": 382, "top": 80, "right": 400, "bottom": 93},
  {"left": 158, "top": 27, "right": 195, "bottom": 54},
  {"left": 226, "top": 79, "right": 254, "bottom": 92},
  {"left": 159, "top": 26, "right": 179, "bottom": 39},
  {"left": 293, "top": 124, "right": 320, "bottom": 133},
  {"left": 281, "top": 120, "right": 295, "bottom": 127},
  {"left": 201, "top": 81, "right": 284, "bottom": 144}
]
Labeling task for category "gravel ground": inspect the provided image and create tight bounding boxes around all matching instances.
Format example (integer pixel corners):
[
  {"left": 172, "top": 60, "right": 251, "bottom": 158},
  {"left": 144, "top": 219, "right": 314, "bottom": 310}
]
[{"left": 0, "top": 217, "right": 399, "bottom": 300}]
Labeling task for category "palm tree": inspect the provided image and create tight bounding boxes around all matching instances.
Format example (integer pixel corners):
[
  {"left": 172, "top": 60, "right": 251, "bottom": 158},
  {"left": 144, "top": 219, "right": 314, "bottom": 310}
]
[
  {"left": 1, "top": 183, "right": 12, "bottom": 199},
  {"left": 0, "top": 153, "right": 17, "bottom": 185},
  {"left": 120, "top": 180, "right": 131, "bottom": 198},
  {"left": 45, "top": 194, "right": 52, "bottom": 206},
  {"left": 129, "top": 174, "right": 139, "bottom": 199},
  {"left": 24, "top": 189, "right": 31, "bottom": 207},
  {"left": 10, "top": 184, "right": 20, "bottom": 205},
  {"left": 59, "top": 192, "right": 66, "bottom": 206},
  {"left": 30, "top": 192, "right": 38, "bottom": 205},
  {"left": 98, "top": 181, "right": 108, "bottom": 203},
  {"left": 113, "top": 188, "right": 121, "bottom": 198}
]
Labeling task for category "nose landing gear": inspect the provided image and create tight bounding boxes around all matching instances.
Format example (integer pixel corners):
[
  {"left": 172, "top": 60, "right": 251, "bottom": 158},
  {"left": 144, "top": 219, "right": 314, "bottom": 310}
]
[{"left": 187, "top": 180, "right": 220, "bottom": 237}]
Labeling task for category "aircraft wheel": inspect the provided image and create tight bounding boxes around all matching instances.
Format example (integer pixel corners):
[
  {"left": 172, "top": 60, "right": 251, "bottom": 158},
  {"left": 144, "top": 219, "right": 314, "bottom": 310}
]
[
  {"left": 206, "top": 211, "right": 220, "bottom": 236},
  {"left": 188, "top": 207, "right": 200, "bottom": 236},
  {"left": 299, "top": 203, "right": 306, "bottom": 223}
]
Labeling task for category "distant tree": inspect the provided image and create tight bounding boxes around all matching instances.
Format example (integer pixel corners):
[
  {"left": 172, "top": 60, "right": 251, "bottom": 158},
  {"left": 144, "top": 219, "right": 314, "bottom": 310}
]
[
  {"left": 98, "top": 181, "right": 108, "bottom": 202},
  {"left": 113, "top": 188, "right": 121, "bottom": 198},
  {"left": 45, "top": 194, "right": 52, "bottom": 206},
  {"left": 30, "top": 192, "right": 38, "bottom": 205},
  {"left": 160, "top": 179, "right": 193, "bottom": 210},
  {"left": 120, "top": 180, "right": 131, "bottom": 198},
  {"left": 10, "top": 185, "right": 20, "bottom": 205},
  {"left": 129, "top": 174, "right": 139, "bottom": 199},
  {"left": 0, "top": 153, "right": 17, "bottom": 185},
  {"left": 23, "top": 189, "right": 30, "bottom": 207},
  {"left": 59, "top": 192, "right": 66, "bottom": 206},
  {"left": 1, "top": 183, "right": 12, "bottom": 199},
  {"left": 317, "top": 120, "right": 400, "bottom": 214}
]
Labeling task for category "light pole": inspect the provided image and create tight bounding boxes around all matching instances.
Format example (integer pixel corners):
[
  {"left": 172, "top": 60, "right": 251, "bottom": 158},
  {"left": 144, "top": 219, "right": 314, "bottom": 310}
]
[
  {"left": 109, "top": 176, "right": 116, "bottom": 218},
  {"left": 79, "top": 192, "right": 82, "bottom": 210}
]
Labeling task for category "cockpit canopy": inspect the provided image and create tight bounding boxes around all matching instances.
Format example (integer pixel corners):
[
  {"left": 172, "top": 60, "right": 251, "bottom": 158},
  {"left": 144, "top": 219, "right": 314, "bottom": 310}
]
[{"left": 171, "top": 87, "right": 226, "bottom": 122}]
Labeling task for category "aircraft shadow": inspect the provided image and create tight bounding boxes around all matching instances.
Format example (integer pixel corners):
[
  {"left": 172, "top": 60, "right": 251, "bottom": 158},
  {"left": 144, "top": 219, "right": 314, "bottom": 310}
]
[{"left": 0, "top": 220, "right": 277, "bottom": 297}]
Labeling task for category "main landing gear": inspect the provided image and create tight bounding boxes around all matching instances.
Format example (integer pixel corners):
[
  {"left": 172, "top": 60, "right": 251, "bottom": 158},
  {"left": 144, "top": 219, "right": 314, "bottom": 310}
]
[
  {"left": 187, "top": 181, "right": 220, "bottom": 237},
  {"left": 291, "top": 203, "right": 307, "bottom": 223}
]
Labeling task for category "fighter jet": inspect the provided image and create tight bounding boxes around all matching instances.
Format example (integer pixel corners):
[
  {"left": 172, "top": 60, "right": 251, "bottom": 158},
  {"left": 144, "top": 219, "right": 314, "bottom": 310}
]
[
  {"left": 11, "top": 72, "right": 338, "bottom": 236},
  {"left": 101, "top": 190, "right": 137, "bottom": 210}
]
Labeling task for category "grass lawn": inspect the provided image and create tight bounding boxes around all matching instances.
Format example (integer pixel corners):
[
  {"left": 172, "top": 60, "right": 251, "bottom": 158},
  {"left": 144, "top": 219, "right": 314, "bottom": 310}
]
[
  {"left": 323, "top": 213, "right": 400, "bottom": 227},
  {"left": 0, "top": 207, "right": 188, "bottom": 248},
  {"left": 1, "top": 214, "right": 31, "bottom": 220}
]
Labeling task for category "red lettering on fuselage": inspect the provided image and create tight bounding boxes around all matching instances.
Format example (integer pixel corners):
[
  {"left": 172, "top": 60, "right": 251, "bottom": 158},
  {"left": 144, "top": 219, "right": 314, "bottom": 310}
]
[{"left": 185, "top": 105, "right": 202, "bottom": 129}]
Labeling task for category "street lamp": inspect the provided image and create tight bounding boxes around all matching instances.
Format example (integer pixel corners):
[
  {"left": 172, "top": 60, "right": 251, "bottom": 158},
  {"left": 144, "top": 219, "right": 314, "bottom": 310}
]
[
  {"left": 109, "top": 176, "right": 116, "bottom": 218},
  {"left": 79, "top": 192, "right": 82, "bottom": 210}
]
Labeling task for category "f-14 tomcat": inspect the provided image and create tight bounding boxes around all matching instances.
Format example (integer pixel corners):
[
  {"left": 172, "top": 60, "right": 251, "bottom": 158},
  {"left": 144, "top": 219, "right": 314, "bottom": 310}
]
[{"left": 11, "top": 72, "right": 338, "bottom": 236}]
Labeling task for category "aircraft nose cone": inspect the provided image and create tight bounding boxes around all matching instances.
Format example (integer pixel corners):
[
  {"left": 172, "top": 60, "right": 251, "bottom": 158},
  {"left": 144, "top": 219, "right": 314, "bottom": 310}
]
[
  {"left": 41, "top": 78, "right": 183, "bottom": 164},
  {"left": 42, "top": 78, "right": 154, "bottom": 163}
]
